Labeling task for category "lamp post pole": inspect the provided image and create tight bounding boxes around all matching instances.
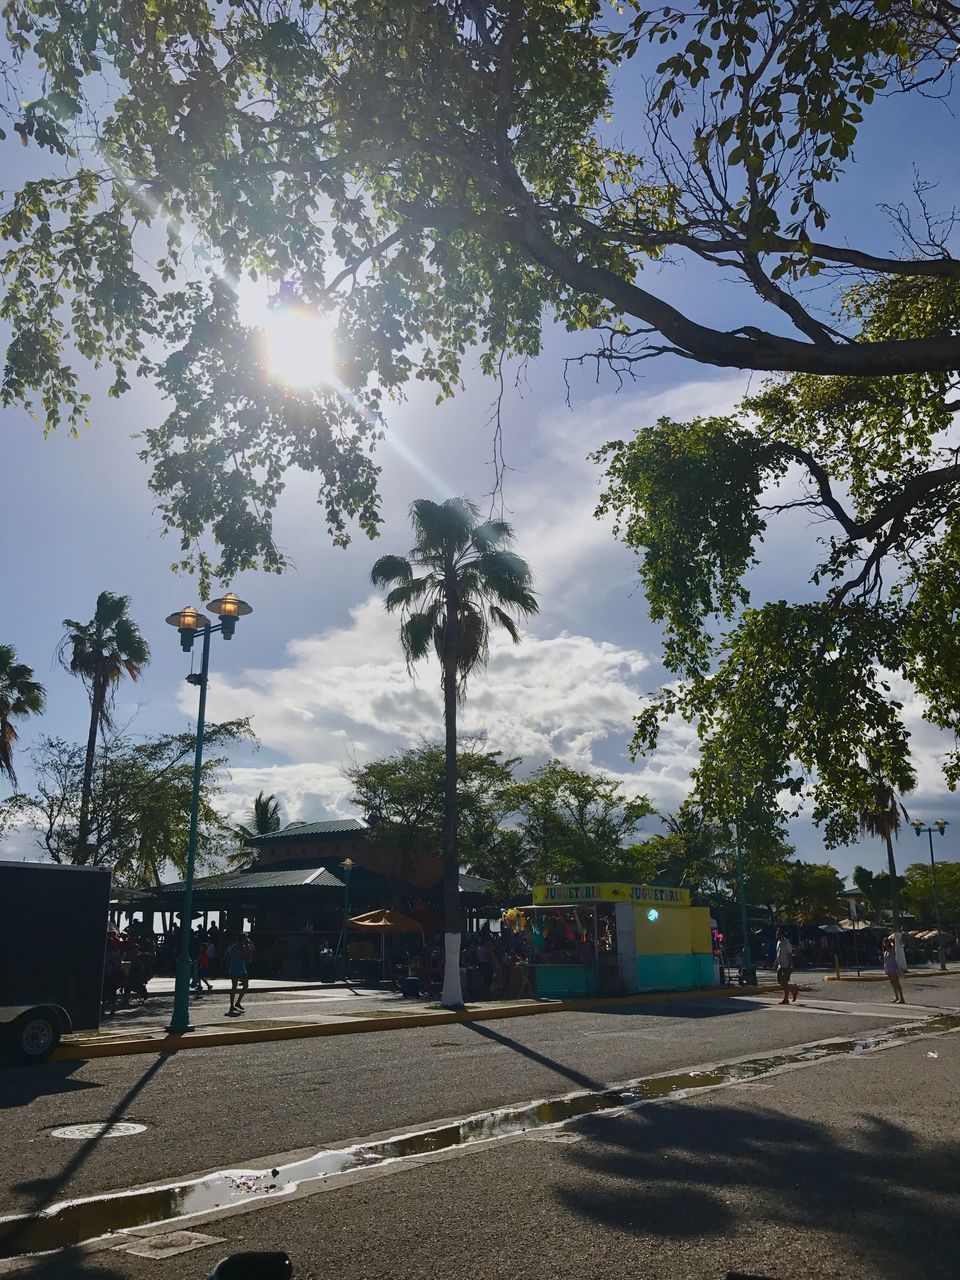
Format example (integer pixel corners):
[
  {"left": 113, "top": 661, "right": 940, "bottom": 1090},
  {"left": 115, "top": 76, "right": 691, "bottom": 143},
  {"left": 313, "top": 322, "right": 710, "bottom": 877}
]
[
  {"left": 165, "top": 595, "right": 252, "bottom": 1035},
  {"left": 169, "top": 623, "right": 211, "bottom": 1035},
  {"left": 912, "top": 820, "right": 948, "bottom": 971},
  {"left": 338, "top": 858, "right": 354, "bottom": 978},
  {"left": 735, "top": 822, "right": 755, "bottom": 985}
]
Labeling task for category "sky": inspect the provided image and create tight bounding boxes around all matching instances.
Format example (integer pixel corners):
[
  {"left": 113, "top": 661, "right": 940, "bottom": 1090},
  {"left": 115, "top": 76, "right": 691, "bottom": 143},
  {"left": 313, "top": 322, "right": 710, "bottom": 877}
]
[{"left": 2, "top": 18, "right": 960, "bottom": 882}]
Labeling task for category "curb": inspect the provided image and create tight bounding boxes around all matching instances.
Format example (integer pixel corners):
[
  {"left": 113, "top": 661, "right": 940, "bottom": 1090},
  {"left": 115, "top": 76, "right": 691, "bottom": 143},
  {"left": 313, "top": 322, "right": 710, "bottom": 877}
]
[
  {"left": 50, "top": 983, "right": 781, "bottom": 1061},
  {"left": 826, "top": 969, "right": 960, "bottom": 983}
]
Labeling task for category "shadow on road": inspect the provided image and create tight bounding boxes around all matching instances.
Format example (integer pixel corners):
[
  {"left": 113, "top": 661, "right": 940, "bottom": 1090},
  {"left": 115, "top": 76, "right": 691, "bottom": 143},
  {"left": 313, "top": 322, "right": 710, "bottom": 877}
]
[
  {"left": 588, "top": 998, "right": 769, "bottom": 1020},
  {"left": 0, "top": 1061, "right": 103, "bottom": 1110},
  {"left": 556, "top": 1098, "right": 960, "bottom": 1273},
  {"left": 6, "top": 1055, "right": 168, "bottom": 1220},
  {"left": 462, "top": 1021, "right": 605, "bottom": 1091}
]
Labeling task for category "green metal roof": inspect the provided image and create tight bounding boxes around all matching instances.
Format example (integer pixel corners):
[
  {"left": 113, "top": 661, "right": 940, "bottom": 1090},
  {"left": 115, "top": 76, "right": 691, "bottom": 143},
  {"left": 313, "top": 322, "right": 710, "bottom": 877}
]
[
  {"left": 152, "top": 866, "right": 348, "bottom": 896},
  {"left": 245, "top": 819, "right": 368, "bottom": 846}
]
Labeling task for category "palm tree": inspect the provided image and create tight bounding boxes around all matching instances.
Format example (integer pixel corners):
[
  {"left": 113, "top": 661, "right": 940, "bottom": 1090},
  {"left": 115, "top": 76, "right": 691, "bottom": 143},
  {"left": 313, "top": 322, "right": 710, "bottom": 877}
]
[
  {"left": 230, "top": 790, "right": 281, "bottom": 868},
  {"left": 372, "top": 497, "right": 538, "bottom": 1007},
  {"left": 0, "top": 645, "right": 46, "bottom": 787},
  {"left": 859, "top": 772, "right": 911, "bottom": 969},
  {"left": 59, "top": 592, "right": 150, "bottom": 863}
]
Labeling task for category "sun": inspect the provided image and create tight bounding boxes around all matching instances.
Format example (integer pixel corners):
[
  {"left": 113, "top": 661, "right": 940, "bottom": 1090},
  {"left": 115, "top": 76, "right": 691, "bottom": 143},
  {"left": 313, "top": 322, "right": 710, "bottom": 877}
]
[
  {"left": 234, "top": 275, "right": 336, "bottom": 390},
  {"left": 261, "top": 306, "right": 336, "bottom": 390}
]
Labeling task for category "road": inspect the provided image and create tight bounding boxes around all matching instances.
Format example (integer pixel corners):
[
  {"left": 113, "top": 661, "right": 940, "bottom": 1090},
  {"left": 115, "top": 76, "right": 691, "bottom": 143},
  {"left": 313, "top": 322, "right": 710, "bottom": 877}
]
[{"left": 2, "top": 977, "right": 960, "bottom": 1280}]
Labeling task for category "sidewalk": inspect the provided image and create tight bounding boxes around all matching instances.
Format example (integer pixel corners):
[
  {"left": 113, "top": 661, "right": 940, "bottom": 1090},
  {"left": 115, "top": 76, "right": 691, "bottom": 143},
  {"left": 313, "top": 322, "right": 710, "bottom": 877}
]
[
  {"left": 145, "top": 976, "right": 354, "bottom": 995},
  {"left": 51, "top": 983, "right": 779, "bottom": 1062}
]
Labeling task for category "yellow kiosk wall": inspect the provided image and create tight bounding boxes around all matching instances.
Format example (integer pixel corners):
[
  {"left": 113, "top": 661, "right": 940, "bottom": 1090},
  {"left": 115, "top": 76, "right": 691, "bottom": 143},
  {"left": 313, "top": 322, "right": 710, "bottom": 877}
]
[{"left": 633, "top": 904, "right": 715, "bottom": 989}]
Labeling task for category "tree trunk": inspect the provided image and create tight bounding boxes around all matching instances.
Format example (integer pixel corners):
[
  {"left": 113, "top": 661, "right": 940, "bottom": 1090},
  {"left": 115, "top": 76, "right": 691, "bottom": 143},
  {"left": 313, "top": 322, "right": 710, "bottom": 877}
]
[
  {"left": 76, "top": 674, "right": 105, "bottom": 863},
  {"left": 440, "top": 597, "right": 464, "bottom": 1009},
  {"left": 885, "top": 831, "right": 907, "bottom": 972}
]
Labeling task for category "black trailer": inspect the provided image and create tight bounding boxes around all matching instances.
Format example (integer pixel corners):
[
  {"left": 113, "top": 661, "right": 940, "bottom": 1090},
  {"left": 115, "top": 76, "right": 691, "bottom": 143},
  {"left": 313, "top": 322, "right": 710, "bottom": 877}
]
[{"left": 0, "top": 861, "right": 111, "bottom": 1061}]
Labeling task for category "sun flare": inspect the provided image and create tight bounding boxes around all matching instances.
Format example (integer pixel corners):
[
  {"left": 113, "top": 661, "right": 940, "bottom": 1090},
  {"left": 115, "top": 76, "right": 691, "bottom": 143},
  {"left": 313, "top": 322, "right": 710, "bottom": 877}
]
[
  {"left": 261, "top": 306, "right": 336, "bottom": 390},
  {"left": 235, "top": 276, "right": 336, "bottom": 390}
]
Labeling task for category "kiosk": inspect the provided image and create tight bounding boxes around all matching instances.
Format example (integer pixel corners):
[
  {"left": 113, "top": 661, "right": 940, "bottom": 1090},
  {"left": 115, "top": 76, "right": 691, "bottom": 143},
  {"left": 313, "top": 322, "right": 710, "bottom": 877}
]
[{"left": 526, "top": 882, "right": 716, "bottom": 998}]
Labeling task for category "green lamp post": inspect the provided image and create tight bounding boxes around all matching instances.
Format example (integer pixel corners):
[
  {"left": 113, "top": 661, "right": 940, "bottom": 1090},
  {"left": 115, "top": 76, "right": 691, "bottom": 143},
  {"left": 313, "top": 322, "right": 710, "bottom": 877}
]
[
  {"left": 165, "top": 593, "right": 252, "bottom": 1035},
  {"left": 338, "top": 857, "right": 354, "bottom": 978},
  {"left": 911, "top": 818, "right": 949, "bottom": 972}
]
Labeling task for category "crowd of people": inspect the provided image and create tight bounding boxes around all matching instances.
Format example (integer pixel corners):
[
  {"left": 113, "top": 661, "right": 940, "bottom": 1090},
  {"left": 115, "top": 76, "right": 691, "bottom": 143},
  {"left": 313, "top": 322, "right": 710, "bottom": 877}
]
[{"left": 101, "top": 920, "right": 256, "bottom": 1017}]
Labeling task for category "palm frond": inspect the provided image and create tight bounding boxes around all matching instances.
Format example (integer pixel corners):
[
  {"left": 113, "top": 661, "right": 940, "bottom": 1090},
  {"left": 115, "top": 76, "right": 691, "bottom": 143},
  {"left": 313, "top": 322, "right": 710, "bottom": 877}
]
[
  {"left": 489, "top": 605, "right": 521, "bottom": 644},
  {"left": 471, "top": 520, "right": 514, "bottom": 552},
  {"left": 410, "top": 497, "right": 478, "bottom": 556},
  {"left": 401, "top": 606, "right": 442, "bottom": 668},
  {"left": 371, "top": 554, "right": 413, "bottom": 589},
  {"left": 384, "top": 575, "right": 433, "bottom": 612}
]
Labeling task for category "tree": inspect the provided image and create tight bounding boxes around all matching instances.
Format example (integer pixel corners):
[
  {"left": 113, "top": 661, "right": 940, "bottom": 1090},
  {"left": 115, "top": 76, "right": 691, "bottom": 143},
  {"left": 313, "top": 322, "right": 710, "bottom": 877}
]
[
  {"left": 346, "top": 739, "right": 522, "bottom": 901},
  {"left": 230, "top": 791, "right": 281, "bottom": 870},
  {"left": 858, "top": 777, "right": 910, "bottom": 963},
  {"left": 2, "top": 3, "right": 959, "bottom": 583},
  {"left": 629, "top": 806, "right": 739, "bottom": 898},
  {"left": 511, "top": 758, "right": 654, "bottom": 884},
  {"left": 595, "top": 274, "right": 958, "bottom": 851},
  {"left": 372, "top": 498, "right": 537, "bottom": 1006},
  {"left": 852, "top": 865, "right": 903, "bottom": 922},
  {"left": 903, "top": 861, "right": 960, "bottom": 929},
  {"left": 3, "top": 720, "right": 252, "bottom": 881},
  {"left": 0, "top": 644, "right": 45, "bottom": 787},
  {"left": 58, "top": 592, "right": 150, "bottom": 863}
]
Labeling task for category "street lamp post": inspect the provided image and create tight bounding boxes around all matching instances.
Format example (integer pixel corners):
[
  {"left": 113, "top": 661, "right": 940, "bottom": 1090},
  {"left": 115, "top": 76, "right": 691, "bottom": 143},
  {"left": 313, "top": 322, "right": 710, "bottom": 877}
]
[
  {"left": 165, "top": 593, "right": 252, "bottom": 1034},
  {"left": 338, "top": 858, "right": 354, "bottom": 977},
  {"left": 734, "top": 821, "right": 756, "bottom": 986},
  {"left": 911, "top": 818, "right": 948, "bottom": 972}
]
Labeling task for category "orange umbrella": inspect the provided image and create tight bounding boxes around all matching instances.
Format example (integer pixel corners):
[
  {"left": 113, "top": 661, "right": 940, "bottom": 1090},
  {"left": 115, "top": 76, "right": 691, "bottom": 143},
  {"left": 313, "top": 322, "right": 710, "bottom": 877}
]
[
  {"left": 348, "top": 909, "right": 424, "bottom": 933},
  {"left": 348, "top": 909, "right": 424, "bottom": 980}
]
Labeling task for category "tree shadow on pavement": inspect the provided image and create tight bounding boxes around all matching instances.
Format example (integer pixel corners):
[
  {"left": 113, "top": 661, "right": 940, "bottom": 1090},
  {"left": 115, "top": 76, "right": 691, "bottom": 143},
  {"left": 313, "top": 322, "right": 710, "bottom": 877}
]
[
  {"left": 588, "top": 998, "right": 769, "bottom": 1019},
  {"left": 0, "top": 1061, "right": 103, "bottom": 1109},
  {"left": 555, "top": 1098, "right": 960, "bottom": 1275},
  {"left": 8, "top": 1251, "right": 129, "bottom": 1280}
]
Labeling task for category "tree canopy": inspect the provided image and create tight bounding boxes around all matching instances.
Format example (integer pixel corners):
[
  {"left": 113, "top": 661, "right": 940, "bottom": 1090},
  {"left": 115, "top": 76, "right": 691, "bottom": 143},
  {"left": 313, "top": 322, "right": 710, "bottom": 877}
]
[
  {"left": 596, "top": 273, "right": 960, "bottom": 848},
  {"left": 2, "top": 719, "right": 252, "bottom": 883},
  {"left": 2, "top": 1, "right": 958, "bottom": 579},
  {"left": 510, "top": 758, "right": 654, "bottom": 883},
  {"left": 346, "top": 739, "right": 523, "bottom": 899}
]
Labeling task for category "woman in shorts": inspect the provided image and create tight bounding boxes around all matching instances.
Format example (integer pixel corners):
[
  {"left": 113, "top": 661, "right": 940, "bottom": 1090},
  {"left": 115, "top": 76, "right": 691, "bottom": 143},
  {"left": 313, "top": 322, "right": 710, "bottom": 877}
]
[{"left": 883, "top": 937, "right": 905, "bottom": 1004}]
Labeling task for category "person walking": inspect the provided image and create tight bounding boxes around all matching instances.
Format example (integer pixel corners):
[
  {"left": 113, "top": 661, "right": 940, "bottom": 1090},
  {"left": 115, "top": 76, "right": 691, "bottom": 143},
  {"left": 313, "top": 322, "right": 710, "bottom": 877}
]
[
  {"left": 775, "top": 928, "right": 799, "bottom": 1005},
  {"left": 883, "top": 937, "right": 906, "bottom": 1004},
  {"left": 197, "top": 940, "right": 214, "bottom": 992},
  {"left": 226, "top": 934, "right": 250, "bottom": 1016}
]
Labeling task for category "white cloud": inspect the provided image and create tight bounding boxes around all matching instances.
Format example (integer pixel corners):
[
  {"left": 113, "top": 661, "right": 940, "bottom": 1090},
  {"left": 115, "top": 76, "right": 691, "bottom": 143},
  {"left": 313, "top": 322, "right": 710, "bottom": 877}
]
[{"left": 199, "top": 596, "right": 696, "bottom": 823}]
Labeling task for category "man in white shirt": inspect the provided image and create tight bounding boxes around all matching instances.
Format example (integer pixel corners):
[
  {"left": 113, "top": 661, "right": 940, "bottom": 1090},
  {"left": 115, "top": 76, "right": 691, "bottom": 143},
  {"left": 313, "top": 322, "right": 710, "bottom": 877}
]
[{"left": 775, "top": 929, "right": 799, "bottom": 1005}]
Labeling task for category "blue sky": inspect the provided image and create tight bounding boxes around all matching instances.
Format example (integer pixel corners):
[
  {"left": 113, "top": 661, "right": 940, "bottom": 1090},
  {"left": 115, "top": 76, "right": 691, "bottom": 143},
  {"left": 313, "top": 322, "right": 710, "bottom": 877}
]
[{"left": 2, "top": 26, "right": 959, "bottom": 880}]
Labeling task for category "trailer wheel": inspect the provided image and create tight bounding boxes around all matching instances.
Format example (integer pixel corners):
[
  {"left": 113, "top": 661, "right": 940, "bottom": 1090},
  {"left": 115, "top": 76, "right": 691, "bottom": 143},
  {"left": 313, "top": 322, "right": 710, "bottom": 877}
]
[{"left": 12, "top": 1010, "right": 61, "bottom": 1063}]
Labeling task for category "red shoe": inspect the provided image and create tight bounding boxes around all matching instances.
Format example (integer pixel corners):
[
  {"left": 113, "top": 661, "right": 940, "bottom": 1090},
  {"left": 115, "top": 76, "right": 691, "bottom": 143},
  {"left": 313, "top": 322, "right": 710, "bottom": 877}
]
[
  {"left": 778, "top": 997, "right": 789, "bottom": 1005},
  {"left": 791, "top": 985, "right": 799, "bottom": 1002}
]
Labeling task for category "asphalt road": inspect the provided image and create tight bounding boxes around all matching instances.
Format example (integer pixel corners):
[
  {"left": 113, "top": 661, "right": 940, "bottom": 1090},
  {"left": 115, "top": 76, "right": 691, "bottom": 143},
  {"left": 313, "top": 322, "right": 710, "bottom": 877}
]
[{"left": 3, "top": 977, "right": 960, "bottom": 1280}]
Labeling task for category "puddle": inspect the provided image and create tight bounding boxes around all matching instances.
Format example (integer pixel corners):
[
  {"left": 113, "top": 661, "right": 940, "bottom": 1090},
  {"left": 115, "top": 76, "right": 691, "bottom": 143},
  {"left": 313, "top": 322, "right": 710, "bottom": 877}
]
[{"left": 3, "top": 1013, "right": 958, "bottom": 1259}]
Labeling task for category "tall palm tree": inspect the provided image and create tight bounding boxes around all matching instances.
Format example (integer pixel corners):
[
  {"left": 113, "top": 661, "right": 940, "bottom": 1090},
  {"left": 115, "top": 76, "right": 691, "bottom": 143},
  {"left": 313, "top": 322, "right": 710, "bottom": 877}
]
[
  {"left": 230, "top": 790, "right": 281, "bottom": 868},
  {"left": 859, "top": 773, "right": 911, "bottom": 969},
  {"left": 0, "top": 645, "right": 46, "bottom": 787},
  {"left": 59, "top": 592, "right": 150, "bottom": 863},
  {"left": 372, "top": 497, "right": 538, "bottom": 1007}
]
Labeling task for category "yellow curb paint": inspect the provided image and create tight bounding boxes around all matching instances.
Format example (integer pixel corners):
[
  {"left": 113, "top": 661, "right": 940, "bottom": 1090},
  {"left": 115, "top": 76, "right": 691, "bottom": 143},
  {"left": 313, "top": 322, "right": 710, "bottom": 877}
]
[{"left": 49, "top": 983, "right": 781, "bottom": 1062}]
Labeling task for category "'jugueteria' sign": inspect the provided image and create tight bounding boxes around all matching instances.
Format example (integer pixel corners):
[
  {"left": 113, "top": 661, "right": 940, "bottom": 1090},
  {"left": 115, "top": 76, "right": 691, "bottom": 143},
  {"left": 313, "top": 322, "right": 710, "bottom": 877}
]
[{"left": 532, "top": 883, "right": 690, "bottom": 907}]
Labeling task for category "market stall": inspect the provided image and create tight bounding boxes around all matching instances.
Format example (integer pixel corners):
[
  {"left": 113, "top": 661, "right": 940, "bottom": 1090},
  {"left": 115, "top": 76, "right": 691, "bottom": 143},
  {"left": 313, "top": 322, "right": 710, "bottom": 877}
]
[{"left": 524, "top": 883, "right": 716, "bottom": 998}]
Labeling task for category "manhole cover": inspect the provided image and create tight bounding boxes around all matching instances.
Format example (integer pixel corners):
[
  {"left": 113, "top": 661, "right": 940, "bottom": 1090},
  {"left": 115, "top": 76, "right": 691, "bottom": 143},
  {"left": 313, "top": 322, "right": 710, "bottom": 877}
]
[{"left": 50, "top": 1122, "right": 147, "bottom": 1140}]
